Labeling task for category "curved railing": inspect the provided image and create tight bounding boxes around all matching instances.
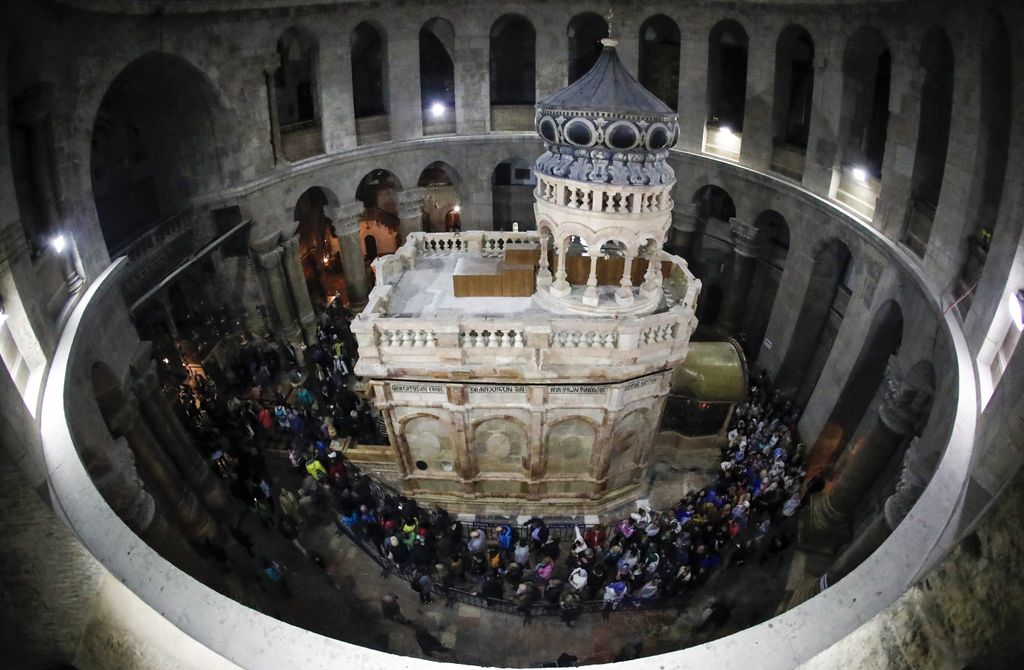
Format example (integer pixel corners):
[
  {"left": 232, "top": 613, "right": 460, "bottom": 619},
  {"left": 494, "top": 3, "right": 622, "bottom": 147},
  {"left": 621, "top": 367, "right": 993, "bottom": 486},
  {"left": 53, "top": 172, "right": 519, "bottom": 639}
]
[{"left": 38, "top": 148, "right": 977, "bottom": 669}]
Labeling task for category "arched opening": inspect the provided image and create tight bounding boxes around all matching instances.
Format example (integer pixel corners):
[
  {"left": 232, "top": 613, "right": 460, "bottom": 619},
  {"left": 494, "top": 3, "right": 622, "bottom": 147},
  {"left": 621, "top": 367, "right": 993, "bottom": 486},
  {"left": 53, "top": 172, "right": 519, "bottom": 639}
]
[
  {"left": 420, "top": 18, "right": 456, "bottom": 136},
  {"left": 902, "top": 28, "right": 954, "bottom": 257},
  {"left": 638, "top": 14, "right": 681, "bottom": 111},
  {"left": 417, "top": 161, "right": 461, "bottom": 233},
  {"left": 355, "top": 169, "right": 402, "bottom": 265},
  {"left": 692, "top": 185, "right": 737, "bottom": 224},
  {"left": 490, "top": 15, "right": 536, "bottom": 130},
  {"left": 492, "top": 158, "right": 536, "bottom": 232},
  {"left": 567, "top": 13, "right": 608, "bottom": 84},
  {"left": 90, "top": 53, "right": 235, "bottom": 254},
  {"left": 745, "top": 210, "right": 790, "bottom": 361},
  {"left": 777, "top": 238, "right": 853, "bottom": 407},
  {"left": 697, "top": 283, "right": 725, "bottom": 327},
  {"left": 771, "top": 25, "right": 815, "bottom": 179},
  {"left": 351, "top": 22, "right": 389, "bottom": 144},
  {"left": 958, "top": 11, "right": 1012, "bottom": 307},
  {"left": 807, "top": 300, "right": 904, "bottom": 476},
  {"left": 275, "top": 27, "right": 323, "bottom": 161},
  {"left": 688, "top": 185, "right": 737, "bottom": 293},
  {"left": 294, "top": 187, "right": 347, "bottom": 307},
  {"left": 704, "top": 20, "right": 749, "bottom": 159},
  {"left": 834, "top": 28, "right": 890, "bottom": 217}
]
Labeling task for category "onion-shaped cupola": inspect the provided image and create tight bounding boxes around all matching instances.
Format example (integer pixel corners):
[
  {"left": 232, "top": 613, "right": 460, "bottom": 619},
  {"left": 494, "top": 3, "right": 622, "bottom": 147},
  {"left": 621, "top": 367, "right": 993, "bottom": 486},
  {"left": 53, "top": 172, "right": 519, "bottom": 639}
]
[{"left": 534, "top": 37, "right": 679, "bottom": 186}]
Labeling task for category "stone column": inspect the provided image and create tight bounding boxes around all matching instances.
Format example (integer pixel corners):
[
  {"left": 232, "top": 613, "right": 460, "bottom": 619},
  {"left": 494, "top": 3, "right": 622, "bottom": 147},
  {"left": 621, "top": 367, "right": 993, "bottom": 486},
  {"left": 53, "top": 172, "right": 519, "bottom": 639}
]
[
  {"left": 454, "top": 21, "right": 489, "bottom": 134},
  {"left": 131, "top": 363, "right": 233, "bottom": 522},
  {"left": 329, "top": 201, "right": 369, "bottom": 305},
  {"left": 107, "top": 394, "right": 221, "bottom": 543},
  {"left": 550, "top": 238, "right": 571, "bottom": 297},
  {"left": 615, "top": 251, "right": 636, "bottom": 306},
  {"left": 262, "top": 53, "right": 284, "bottom": 165},
  {"left": 387, "top": 24, "right": 423, "bottom": 141},
  {"left": 718, "top": 219, "right": 762, "bottom": 336},
  {"left": 802, "top": 38, "right": 843, "bottom": 196},
  {"left": 800, "top": 358, "right": 931, "bottom": 552},
  {"left": 641, "top": 245, "right": 663, "bottom": 297},
  {"left": 536, "top": 233, "right": 552, "bottom": 286},
  {"left": 582, "top": 253, "right": 600, "bottom": 306},
  {"left": 668, "top": 203, "right": 700, "bottom": 262},
  {"left": 255, "top": 246, "right": 302, "bottom": 345},
  {"left": 280, "top": 232, "right": 317, "bottom": 344},
  {"left": 396, "top": 188, "right": 426, "bottom": 240},
  {"left": 677, "top": 21, "right": 710, "bottom": 152},
  {"left": 319, "top": 29, "right": 357, "bottom": 152},
  {"left": 158, "top": 292, "right": 179, "bottom": 339}
]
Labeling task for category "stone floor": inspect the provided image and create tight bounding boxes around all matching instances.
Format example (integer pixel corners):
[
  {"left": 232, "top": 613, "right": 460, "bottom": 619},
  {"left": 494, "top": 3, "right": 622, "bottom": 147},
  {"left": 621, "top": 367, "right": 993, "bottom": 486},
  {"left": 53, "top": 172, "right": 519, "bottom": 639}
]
[{"left": 213, "top": 444, "right": 801, "bottom": 667}]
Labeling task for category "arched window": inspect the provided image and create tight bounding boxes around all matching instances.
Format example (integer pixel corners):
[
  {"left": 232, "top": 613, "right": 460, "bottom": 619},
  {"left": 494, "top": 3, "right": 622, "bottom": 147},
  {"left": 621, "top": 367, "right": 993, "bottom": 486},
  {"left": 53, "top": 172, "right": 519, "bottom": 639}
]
[
  {"left": 417, "top": 162, "right": 461, "bottom": 233},
  {"left": 771, "top": 25, "right": 815, "bottom": 178},
  {"left": 355, "top": 169, "right": 402, "bottom": 258},
  {"left": 902, "top": 28, "right": 954, "bottom": 257},
  {"left": 567, "top": 13, "right": 608, "bottom": 84},
  {"left": 705, "top": 20, "right": 749, "bottom": 158},
  {"left": 352, "top": 22, "right": 389, "bottom": 144},
  {"left": 490, "top": 15, "right": 536, "bottom": 130},
  {"left": 275, "top": 27, "right": 323, "bottom": 161},
  {"left": 492, "top": 158, "right": 536, "bottom": 231},
  {"left": 420, "top": 18, "right": 455, "bottom": 136},
  {"left": 638, "top": 15, "right": 681, "bottom": 111}
]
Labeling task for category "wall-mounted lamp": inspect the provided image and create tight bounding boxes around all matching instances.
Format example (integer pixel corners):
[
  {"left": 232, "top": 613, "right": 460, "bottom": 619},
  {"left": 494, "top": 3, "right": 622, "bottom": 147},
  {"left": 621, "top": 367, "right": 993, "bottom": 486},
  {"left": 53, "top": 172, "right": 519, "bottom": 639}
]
[
  {"left": 852, "top": 167, "right": 868, "bottom": 182},
  {"left": 430, "top": 101, "right": 446, "bottom": 119},
  {"left": 1010, "top": 289, "right": 1024, "bottom": 331},
  {"left": 51, "top": 233, "right": 66, "bottom": 253},
  {"left": 452, "top": 204, "right": 461, "bottom": 213}
]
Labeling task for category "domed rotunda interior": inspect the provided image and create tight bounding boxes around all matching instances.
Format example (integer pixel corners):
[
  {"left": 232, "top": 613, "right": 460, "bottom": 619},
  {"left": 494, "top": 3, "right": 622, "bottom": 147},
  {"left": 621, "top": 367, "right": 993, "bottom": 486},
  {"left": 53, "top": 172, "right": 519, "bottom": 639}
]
[{"left": 1, "top": 1, "right": 1024, "bottom": 669}]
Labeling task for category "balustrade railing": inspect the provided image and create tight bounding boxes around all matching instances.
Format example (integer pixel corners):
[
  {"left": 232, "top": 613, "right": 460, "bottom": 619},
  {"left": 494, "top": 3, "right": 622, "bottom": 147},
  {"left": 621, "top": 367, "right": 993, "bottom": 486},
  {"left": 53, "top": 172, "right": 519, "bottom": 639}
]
[{"left": 536, "top": 174, "right": 673, "bottom": 216}]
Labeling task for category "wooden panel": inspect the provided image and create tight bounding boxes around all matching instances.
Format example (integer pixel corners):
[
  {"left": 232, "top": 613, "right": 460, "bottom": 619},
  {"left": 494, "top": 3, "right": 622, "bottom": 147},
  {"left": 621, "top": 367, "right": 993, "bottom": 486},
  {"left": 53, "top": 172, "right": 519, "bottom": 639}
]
[
  {"left": 500, "top": 264, "right": 536, "bottom": 297},
  {"left": 504, "top": 246, "right": 540, "bottom": 266}
]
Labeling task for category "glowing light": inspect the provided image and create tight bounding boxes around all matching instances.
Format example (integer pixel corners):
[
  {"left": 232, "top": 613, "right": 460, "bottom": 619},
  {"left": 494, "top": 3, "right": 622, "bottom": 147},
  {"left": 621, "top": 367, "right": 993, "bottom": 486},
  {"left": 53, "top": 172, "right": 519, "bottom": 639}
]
[
  {"left": 162, "top": 357, "right": 170, "bottom": 365},
  {"left": 430, "top": 102, "right": 446, "bottom": 119},
  {"left": 452, "top": 204, "right": 461, "bottom": 213},
  {"left": 852, "top": 167, "right": 867, "bottom": 182},
  {"left": 719, "top": 126, "right": 733, "bottom": 137},
  {"left": 51, "top": 234, "right": 66, "bottom": 253},
  {"left": 1010, "top": 289, "right": 1024, "bottom": 331}
]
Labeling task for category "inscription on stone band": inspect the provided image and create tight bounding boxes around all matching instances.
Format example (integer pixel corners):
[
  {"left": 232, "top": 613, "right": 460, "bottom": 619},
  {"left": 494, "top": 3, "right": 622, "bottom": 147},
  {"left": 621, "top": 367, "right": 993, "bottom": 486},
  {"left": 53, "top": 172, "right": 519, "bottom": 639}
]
[
  {"left": 468, "top": 385, "right": 526, "bottom": 393},
  {"left": 390, "top": 383, "right": 445, "bottom": 394},
  {"left": 623, "top": 376, "right": 658, "bottom": 391},
  {"left": 550, "top": 385, "right": 606, "bottom": 395}
]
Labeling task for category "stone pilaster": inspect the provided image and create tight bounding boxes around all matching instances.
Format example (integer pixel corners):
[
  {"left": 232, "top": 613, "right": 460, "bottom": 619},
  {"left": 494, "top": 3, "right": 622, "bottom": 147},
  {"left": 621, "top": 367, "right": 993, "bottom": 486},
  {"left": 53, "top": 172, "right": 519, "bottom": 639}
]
[
  {"left": 280, "top": 232, "right": 317, "bottom": 344},
  {"left": 802, "top": 39, "right": 843, "bottom": 196},
  {"left": 740, "top": 27, "right": 777, "bottom": 171},
  {"left": 396, "top": 188, "right": 427, "bottom": 239},
  {"left": 254, "top": 246, "right": 302, "bottom": 345},
  {"left": 718, "top": 219, "right": 762, "bottom": 335},
  {"left": 387, "top": 24, "right": 423, "bottom": 141},
  {"left": 262, "top": 52, "right": 283, "bottom": 165},
  {"left": 328, "top": 200, "right": 369, "bottom": 305}
]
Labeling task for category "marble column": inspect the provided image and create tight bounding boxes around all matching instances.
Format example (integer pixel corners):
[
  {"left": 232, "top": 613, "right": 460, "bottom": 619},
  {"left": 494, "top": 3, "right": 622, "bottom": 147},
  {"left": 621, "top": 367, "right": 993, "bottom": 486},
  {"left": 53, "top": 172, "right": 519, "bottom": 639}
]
[
  {"left": 280, "top": 232, "right": 317, "bottom": 344},
  {"left": 718, "top": 219, "right": 762, "bottom": 335},
  {"left": 262, "top": 53, "right": 284, "bottom": 165},
  {"left": 255, "top": 246, "right": 302, "bottom": 345},
  {"left": 583, "top": 253, "right": 600, "bottom": 306},
  {"left": 396, "top": 188, "right": 427, "bottom": 240},
  {"left": 668, "top": 203, "right": 700, "bottom": 263},
  {"left": 108, "top": 393, "right": 221, "bottom": 543},
  {"left": 329, "top": 200, "right": 369, "bottom": 305},
  {"left": 131, "top": 362, "right": 233, "bottom": 523},
  {"left": 536, "top": 233, "right": 552, "bottom": 286},
  {"left": 550, "top": 238, "right": 571, "bottom": 297},
  {"left": 615, "top": 251, "right": 636, "bottom": 306},
  {"left": 801, "top": 358, "right": 931, "bottom": 551}
]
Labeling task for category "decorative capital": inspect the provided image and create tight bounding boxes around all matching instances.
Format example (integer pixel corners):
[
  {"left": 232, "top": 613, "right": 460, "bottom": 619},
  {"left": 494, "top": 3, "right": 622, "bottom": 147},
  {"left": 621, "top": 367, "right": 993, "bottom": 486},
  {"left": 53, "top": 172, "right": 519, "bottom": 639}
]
[
  {"left": 879, "top": 357, "right": 932, "bottom": 435},
  {"left": 257, "top": 247, "right": 284, "bottom": 269},
  {"left": 107, "top": 394, "right": 142, "bottom": 436},
  {"left": 330, "top": 199, "right": 366, "bottom": 230}
]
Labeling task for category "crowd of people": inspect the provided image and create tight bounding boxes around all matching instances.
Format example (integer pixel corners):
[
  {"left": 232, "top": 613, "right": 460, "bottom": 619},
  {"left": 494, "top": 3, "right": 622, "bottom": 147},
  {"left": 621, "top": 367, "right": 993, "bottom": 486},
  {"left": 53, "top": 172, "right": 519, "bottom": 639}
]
[{"left": 165, "top": 302, "right": 807, "bottom": 627}]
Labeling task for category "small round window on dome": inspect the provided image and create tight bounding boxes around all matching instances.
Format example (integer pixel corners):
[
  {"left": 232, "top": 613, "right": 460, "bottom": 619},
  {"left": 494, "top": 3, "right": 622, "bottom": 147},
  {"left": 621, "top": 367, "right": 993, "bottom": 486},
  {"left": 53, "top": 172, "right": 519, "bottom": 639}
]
[
  {"left": 564, "top": 119, "right": 595, "bottom": 146},
  {"left": 647, "top": 124, "right": 670, "bottom": 150},
  {"left": 415, "top": 460, "right": 428, "bottom": 471},
  {"left": 606, "top": 121, "right": 640, "bottom": 150},
  {"left": 539, "top": 117, "right": 558, "bottom": 143}
]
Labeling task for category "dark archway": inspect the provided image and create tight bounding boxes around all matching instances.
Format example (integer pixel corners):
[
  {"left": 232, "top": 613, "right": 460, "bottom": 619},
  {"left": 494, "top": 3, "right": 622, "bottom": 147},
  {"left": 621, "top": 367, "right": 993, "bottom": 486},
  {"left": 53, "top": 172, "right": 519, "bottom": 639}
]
[
  {"left": 355, "top": 169, "right": 402, "bottom": 260},
  {"left": 840, "top": 27, "right": 891, "bottom": 178},
  {"left": 294, "top": 187, "right": 347, "bottom": 306},
  {"left": 707, "top": 20, "right": 749, "bottom": 131},
  {"left": 777, "top": 238, "right": 853, "bottom": 406},
  {"left": 420, "top": 18, "right": 456, "bottom": 135},
  {"left": 744, "top": 210, "right": 791, "bottom": 361},
  {"left": 490, "top": 15, "right": 536, "bottom": 105},
  {"left": 275, "top": 27, "right": 323, "bottom": 161},
  {"left": 568, "top": 13, "right": 608, "bottom": 84},
  {"left": 90, "top": 53, "right": 235, "bottom": 254},
  {"left": 492, "top": 158, "right": 536, "bottom": 231},
  {"left": 903, "top": 27, "right": 954, "bottom": 257},
  {"left": 418, "top": 161, "right": 461, "bottom": 232},
  {"left": 638, "top": 14, "right": 681, "bottom": 111},
  {"left": 692, "top": 185, "right": 737, "bottom": 223},
  {"left": 352, "top": 22, "right": 388, "bottom": 143},
  {"left": 773, "top": 25, "right": 815, "bottom": 149}
]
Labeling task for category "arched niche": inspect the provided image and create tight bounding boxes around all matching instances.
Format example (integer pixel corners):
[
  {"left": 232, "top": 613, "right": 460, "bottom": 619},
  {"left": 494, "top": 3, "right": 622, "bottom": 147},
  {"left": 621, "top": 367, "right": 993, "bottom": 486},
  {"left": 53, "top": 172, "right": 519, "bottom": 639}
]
[
  {"left": 293, "top": 186, "right": 347, "bottom": 306},
  {"left": 274, "top": 27, "right": 323, "bottom": 161},
  {"left": 351, "top": 21, "right": 389, "bottom": 144},
  {"left": 839, "top": 27, "right": 891, "bottom": 179},
  {"left": 638, "top": 14, "right": 681, "bottom": 111},
  {"left": 707, "top": 20, "right": 749, "bottom": 131},
  {"left": 472, "top": 416, "right": 529, "bottom": 476},
  {"left": 688, "top": 185, "right": 737, "bottom": 283},
  {"left": 355, "top": 169, "right": 402, "bottom": 262},
  {"left": 420, "top": 18, "right": 455, "bottom": 136},
  {"left": 607, "top": 409, "right": 649, "bottom": 490},
  {"left": 544, "top": 416, "right": 598, "bottom": 477},
  {"left": 744, "top": 210, "right": 791, "bottom": 361},
  {"left": 772, "top": 24, "right": 815, "bottom": 179},
  {"left": 490, "top": 14, "right": 536, "bottom": 105},
  {"left": 491, "top": 157, "right": 536, "bottom": 231},
  {"left": 90, "top": 52, "right": 236, "bottom": 254},
  {"left": 400, "top": 414, "right": 456, "bottom": 474},
  {"left": 417, "top": 161, "right": 461, "bottom": 232},
  {"left": 902, "top": 27, "right": 954, "bottom": 257},
  {"left": 567, "top": 13, "right": 608, "bottom": 84}
]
